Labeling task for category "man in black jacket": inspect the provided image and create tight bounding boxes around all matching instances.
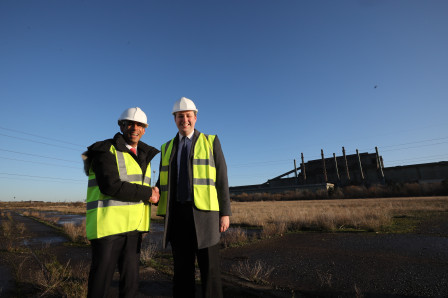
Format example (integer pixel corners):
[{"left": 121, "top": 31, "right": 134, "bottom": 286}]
[
  {"left": 156, "top": 97, "right": 231, "bottom": 298},
  {"left": 82, "top": 107, "right": 160, "bottom": 298}
]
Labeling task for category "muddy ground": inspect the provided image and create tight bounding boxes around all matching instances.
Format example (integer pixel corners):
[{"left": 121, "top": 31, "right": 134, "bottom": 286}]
[{"left": 1, "top": 211, "right": 448, "bottom": 297}]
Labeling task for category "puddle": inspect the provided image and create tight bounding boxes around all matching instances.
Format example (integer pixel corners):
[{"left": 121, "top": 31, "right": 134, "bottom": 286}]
[
  {"left": 23, "top": 236, "right": 67, "bottom": 246},
  {"left": 57, "top": 214, "right": 85, "bottom": 226}
]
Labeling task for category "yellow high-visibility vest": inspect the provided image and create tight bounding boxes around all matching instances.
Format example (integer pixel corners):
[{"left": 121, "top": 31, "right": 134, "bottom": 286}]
[
  {"left": 86, "top": 145, "right": 151, "bottom": 240},
  {"left": 157, "top": 133, "right": 219, "bottom": 216}
]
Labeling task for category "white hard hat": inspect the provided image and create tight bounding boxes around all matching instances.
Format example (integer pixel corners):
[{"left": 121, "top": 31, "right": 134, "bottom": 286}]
[
  {"left": 118, "top": 107, "right": 148, "bottom": 128},
  {"left": 172, "top": 97, "right": 198, "bottom": 115}
]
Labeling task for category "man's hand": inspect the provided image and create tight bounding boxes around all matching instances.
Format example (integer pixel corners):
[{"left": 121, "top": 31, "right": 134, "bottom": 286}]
[
  {"left": 149, "top": 186, "right": 160, "bottom": 204},
  {"left": 220, "top": 215, "right": 230, "bottom": 233}
]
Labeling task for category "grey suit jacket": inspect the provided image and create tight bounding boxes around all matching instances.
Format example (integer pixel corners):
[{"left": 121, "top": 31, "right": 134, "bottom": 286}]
[{"left": 158, "top": 129, "right": 231, "bottom": 249}]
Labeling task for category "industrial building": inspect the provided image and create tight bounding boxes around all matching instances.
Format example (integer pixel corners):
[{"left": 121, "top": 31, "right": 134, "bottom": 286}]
[{"left": 230, "top": 147, "right": 448, "bottom": 195}]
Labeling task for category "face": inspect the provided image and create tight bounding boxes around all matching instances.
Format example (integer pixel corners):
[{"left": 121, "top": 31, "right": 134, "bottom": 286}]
[
  {"left": 120, "top": 120, "right": 146, "bottom": 146},
  {"left": 175, "top": 111, "right": 197, "bottom": 136}
]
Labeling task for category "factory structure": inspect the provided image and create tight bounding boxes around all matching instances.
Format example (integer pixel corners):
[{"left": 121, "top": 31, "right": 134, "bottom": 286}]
[{"left": 230, "top": 147, "right": 448, "bottom": 195}]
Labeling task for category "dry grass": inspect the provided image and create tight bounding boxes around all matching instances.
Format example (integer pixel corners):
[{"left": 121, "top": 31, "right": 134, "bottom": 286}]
[
  {"left": 22, "top": 210, "right": 61, "bottom": 226},
  {"left": 0, "top": 212, "right": 26, "bottom": 252},
  {"left": 231, "top": 260, "right": 275, "bottom": 284},
  {"left": 35, "top": 259, "right": 72, "bottom": 297},
  {"left": 31, "top": 249, "right": 89, "bottom": 297},
  {"left": 354, "top": 284, "right": 364, "bottom": 298},
  {"left": 316, "top": 269, "right": 333, "bottom": 287},
  {"left": 221, "top": 227, "right": 249, "bottom": 248},
  {"left": 0, "top": 201, "right": 86, "bottom": 214},
  {"left": 1, "top": 201, "right": 164, "bottom": 221},
  {"left": 230, "top": 196, "right": 448, "bottom": 234},
  {"left": 62, "top": 221, "right": 89, "bottom": 245},
  {"left": 140, "top": 241, "right": 159, "bottom": 266}
]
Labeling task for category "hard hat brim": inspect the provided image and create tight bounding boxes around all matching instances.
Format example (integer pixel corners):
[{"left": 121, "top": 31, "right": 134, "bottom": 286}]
[
  {"left": 118, "top": 120, "right": 149, "bottom": 128},
  {"left": 172, "top": 109, "right": 198, "bottom": 115}
]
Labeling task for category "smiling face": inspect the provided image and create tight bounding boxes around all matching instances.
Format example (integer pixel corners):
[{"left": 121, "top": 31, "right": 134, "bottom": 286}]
[
  {"left": 120, "top": 120, "right": 146, "bottom": 146},
  {"left": 174, "top": 111, "right": 197, "bottom": 136}
]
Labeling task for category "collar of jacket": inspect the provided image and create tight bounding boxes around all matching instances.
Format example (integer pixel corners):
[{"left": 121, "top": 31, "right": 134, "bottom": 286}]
[
  {"left": 112, "top": 133, "right": 160, "bottom": 161},
  {"left": 175, "top": 129, "right": 201, "bottom": 146},
  {"left": 83, "top": 133, "right": 160, "bottom": 172}
]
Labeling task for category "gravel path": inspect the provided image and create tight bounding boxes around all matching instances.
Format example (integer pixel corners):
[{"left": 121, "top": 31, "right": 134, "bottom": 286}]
[
  {"left": 221, "top": 211, "right": 448, "bottom": 297},
  {"left": 221, "top": 231, "right": 448, "bottom": 297}
]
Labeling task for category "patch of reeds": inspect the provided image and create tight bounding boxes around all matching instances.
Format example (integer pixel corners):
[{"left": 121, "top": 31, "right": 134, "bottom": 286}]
[
  {"left": 231, "top": 260, "right": 274, "bottom": 284},
  {"left": 35, "top": 258, "right": 72, "bottom": 296},
  {"left": 62, "top": 220, "right": 88, "bottom": 245}
]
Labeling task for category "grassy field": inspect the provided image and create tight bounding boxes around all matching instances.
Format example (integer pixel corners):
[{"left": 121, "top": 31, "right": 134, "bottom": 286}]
[
  {"left": 1, "top": 196, "right": 447, "bottom": 297},
  {"left": 2, "top": 196, "right": 447, "bottom": 246},
  {"left": 230, "top": 196, "right": 448, "bottom": 234},
  {"left": 2, "top": 196, "right": 448, "bottom": 234}
]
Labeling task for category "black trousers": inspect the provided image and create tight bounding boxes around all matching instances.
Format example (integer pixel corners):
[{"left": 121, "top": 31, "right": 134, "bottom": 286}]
[
  {"left": 171, "top": 203, "right": 223, "bottom": 298},
  {"left": 87, "top": 231, "right": 142, "bottom": 298}
]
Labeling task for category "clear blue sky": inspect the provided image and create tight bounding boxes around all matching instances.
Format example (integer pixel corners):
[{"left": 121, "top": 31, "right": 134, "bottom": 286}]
[{"left": 1, "top": 0, "right": 447, "bottom": 202}]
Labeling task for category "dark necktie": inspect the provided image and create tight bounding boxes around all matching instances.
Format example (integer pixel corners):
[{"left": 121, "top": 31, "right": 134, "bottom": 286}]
[
  {"left": 130, "top": 147, "right": 137, "bottom": 156},
  {"left": 178, "top": 137, "right": 190, "bottom": 202}
]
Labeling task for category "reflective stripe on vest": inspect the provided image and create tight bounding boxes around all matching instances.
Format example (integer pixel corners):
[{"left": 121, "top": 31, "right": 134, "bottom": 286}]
[
  {"left": 86, "top": 146, "right": 151, "bottom": 240},
  {"left": 157, "top": 133, "right": 219, "bottom": 216}
]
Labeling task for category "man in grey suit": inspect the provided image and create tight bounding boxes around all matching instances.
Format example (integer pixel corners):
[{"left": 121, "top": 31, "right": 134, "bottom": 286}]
[{"left": 156, "top": 97, "right": 231, "bottom": 298}]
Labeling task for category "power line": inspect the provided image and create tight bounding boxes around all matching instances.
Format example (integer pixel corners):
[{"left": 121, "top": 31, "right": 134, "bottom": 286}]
[
  {"left": 0, "top": 126, "right": 84, "bottom": 148},
  {"left": 380, "top": 141, "right": 448, "bottom": 152},
  {"left": 0, "top": 148, "right": 79, "bottom": 164},
  {"left": 356, "top": 137, "right": 448, "bottom": 153},
  {"left": 377, "top": 136, "right": 448, "bottom": 149},
  {"left": 0, "top": 172, "right": 85, "bottom": 182},
  {"left": 0, "top": 156, "right": 81, "bottom": 169},
  {"left": 386, "top": 154, "right": 448, "bottom": 164},
  {"left": 0, "top": 176, "right": 85, "bottom": 184},
  {"left": 0, "top": 133, "right": 82, "bottom": 151}
]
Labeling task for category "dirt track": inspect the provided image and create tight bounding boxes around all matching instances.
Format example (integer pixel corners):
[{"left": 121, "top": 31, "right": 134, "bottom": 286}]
[{"left": 1, "top": 211, "right": 448, "bottom": 297}]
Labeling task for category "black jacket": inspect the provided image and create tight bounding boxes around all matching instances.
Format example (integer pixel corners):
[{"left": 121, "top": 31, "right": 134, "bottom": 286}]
[
  {"left": 83, "top": 133, "right": 160, "bottom": 202},
  {"left": 157, "top": 129, "right": 231, "bottom": 249}
]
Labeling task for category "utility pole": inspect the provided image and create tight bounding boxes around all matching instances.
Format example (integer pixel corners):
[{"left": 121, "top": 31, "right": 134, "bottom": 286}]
[
  {"left": 342, "top": 147, "right": 350, "bottom": 183},
  {"left": 321, "top": 149, "right": 327, "bottom": 183},
  {"left": 375, "top": 146, "right": 385, "bottom": 183},
  {"left": 301, "top": 153, "right": 306, "bottom": 184},
  {"left": 333, "top": 153, "right": 340, "bottom": 184},
  {"left": 356, "top": 149, "right": 365, "bottom": 182},
  {"left": 294, "top": 159, "right": 298, "bottom": 183}
]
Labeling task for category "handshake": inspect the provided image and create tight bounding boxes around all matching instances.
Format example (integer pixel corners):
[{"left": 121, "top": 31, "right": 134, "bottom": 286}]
[{"left": 149, "top": 186, "right": 160, "bottom": 204}]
